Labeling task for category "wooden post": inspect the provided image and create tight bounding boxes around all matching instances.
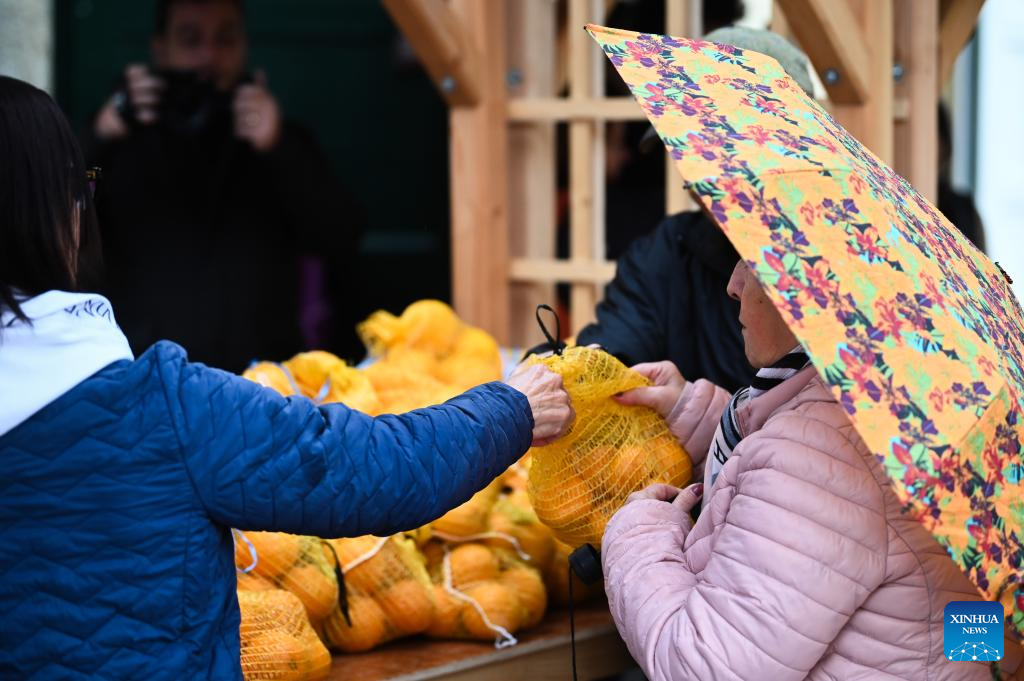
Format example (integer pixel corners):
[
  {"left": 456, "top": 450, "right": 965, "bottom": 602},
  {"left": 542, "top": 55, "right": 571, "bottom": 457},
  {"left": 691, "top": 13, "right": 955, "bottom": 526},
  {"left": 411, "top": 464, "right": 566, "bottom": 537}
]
[
  {"left": 894, "top": 0, "right": 939, "bottom": 202},
  {"left": 939, "top": 0, "right": 985, "bottom": 86},
  {"left": 831, "top": 0, "right": 894, "bottom": 164},
  {"left": 568, "top": 0, "right": 605, "bottom": 336},
  {"left": 508, "top": 0, "right": 558, "bottom": 347},
  {"left": 448, "top": 0, "right": 510, "bottom": 341},
  {"left": 381, "top": 0, "right": 481, "bottom": 107},
  {"left": 664, "top": 0, "right": 698, "bottom": 216}
]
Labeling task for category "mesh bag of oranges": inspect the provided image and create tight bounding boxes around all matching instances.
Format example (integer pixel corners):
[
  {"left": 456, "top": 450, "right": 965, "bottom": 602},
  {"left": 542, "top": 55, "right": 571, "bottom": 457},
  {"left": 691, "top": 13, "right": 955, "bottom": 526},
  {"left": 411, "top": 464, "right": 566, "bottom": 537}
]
[
  {"left": 429, "top": 465, "right": 555, "bottom": 573},
  {"left": 525, "top": 345, "right": 692, "bottom": 548},
  {"left": 243, "top": 351, "right": 381, "bottom": 415},
  {"left": 234, "top": 531, "right": 341, "bottom": 626},
  {"left": 318, "top": 534, "right": 436, "bottom": 653},
  {"left": 421, "top": 541, "right": 547, "bottom": 647},
  {"left": 358, "top": 300, "right": 503, "bottom": 394},
  {"left": 238, "top": 588, "right": 332, "bottom": 681}
]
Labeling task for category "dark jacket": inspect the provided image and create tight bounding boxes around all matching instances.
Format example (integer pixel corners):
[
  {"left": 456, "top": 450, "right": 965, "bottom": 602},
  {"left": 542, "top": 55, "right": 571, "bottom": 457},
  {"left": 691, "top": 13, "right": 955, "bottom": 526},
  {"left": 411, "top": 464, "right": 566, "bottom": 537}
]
[
  {"left": 577, "top": 210, "right": 751, "bottom": 392},
  {"left": 86, "top": 119, "right": 357, "bottom": 372},
  {"left": 0, "top": 341, "right": 532, "bottom": 679}
]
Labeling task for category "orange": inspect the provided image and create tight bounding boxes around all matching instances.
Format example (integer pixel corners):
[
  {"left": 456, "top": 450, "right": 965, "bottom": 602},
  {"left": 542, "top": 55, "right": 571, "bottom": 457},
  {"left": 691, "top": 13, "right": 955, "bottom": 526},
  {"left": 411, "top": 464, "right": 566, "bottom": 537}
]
[
  {"left": 420, "top": 541, "right": 446, "bottom": 579},
  {"left": 486, "top": 493, "right": 555, "bottom": 569},
  {"left": 376, "top": 578, "right": 436, "bottom": 636},
  {"left": 425, "top": 583, "right": 462, "bottom": 638},
  {"left": 297, "top": 636, "right": 332, "bottom": 680},
  {"left": 460, "top": 582, "right": 522, "bottom": 640},
  {"left": 240, "top": 631, "right": 307, "bottom": 681},
  {"left": 328, "top": 536, "right": 386, "bottom": 597},
  {"left": 236, "top": 570, "right": 276, "bottom": 592},
  {"left": 645, "top": 434, "right": 692, "bottom": 487},
  {"left": 242, "top": 531, "right": 303, "bottom": 579},
  {"left": 530, "top": 474, "right": 597, "bottom": 545},
  {"left": 322, "top": 596, "right": 388, "bottom": 653},
  {"left": 499, "top": 564, "right": 547, "bottom": 629},
  {"left": 432, "top": 479, "right": 502, "bottom": 537},
  {"left": 448, "top": 544, "right": 499, "bottom": 587},
  {"left": 280, "top": 561, "right": 339, "bottom": 623}
]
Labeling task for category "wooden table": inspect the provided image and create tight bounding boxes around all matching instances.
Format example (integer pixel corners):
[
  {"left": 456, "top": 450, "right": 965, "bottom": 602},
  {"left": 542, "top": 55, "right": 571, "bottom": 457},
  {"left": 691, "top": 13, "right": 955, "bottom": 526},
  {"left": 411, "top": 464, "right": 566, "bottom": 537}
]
[{"left": 326, "top": 603, "right": 636, "bottom": 681}]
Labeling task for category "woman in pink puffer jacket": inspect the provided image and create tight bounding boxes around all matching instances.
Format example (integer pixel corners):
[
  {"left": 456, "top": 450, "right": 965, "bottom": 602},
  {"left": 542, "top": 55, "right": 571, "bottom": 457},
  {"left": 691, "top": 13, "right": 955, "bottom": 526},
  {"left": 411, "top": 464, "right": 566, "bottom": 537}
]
[{"left": 604, "top": 260, "right": 1022, "bottom": 681}]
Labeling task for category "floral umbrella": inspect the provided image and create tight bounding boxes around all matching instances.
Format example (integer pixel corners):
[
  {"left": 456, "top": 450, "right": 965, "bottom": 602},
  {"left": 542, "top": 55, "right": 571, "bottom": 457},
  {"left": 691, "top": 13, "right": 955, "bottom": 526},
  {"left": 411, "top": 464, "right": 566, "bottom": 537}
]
[{"left": 586, "top": 24, "right": 1024, "bottom": 636}]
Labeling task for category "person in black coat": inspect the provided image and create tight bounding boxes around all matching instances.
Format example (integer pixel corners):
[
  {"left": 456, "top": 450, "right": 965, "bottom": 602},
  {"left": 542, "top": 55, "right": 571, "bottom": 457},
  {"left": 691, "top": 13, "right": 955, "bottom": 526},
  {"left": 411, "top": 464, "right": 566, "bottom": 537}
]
[
  {"left": 576, "top": 210, "right": 749, "bottom": 392},
  {"left": 85, "top": 0, "right": 359, "bottom": 371}
]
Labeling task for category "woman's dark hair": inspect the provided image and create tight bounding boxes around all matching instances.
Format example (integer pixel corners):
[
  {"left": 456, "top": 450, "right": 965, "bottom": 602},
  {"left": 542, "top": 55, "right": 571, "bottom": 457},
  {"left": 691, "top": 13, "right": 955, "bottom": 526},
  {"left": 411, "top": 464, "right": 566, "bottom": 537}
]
[{"left": 0, "top": 75, "right": 102, "bottom": 322}]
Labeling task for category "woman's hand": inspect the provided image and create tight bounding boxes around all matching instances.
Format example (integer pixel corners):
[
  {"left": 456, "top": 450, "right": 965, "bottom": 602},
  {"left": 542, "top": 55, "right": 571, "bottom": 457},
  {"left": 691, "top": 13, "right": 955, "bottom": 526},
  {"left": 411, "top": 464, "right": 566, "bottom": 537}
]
[
  {"left": 505, "top": 364, "right": 574, "bottom": 446},
  {"left": 614, "top": 360, "right": 687, "bottom": 419},
  {"left": 626, "top": 482, "right": 703, "bottom": 512}
]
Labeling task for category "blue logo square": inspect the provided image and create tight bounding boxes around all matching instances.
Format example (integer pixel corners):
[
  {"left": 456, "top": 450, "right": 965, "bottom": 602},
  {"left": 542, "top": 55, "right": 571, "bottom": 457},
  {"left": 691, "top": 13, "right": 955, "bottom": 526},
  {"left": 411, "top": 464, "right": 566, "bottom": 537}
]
[{"left": 944, "top": 601, "right": 1004, "bottom": 661}]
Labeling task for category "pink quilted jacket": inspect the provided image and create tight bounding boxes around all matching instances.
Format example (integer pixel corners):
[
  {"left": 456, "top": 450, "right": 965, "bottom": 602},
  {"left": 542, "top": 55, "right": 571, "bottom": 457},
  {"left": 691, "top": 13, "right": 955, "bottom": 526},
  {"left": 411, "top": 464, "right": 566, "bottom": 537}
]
[{"left": 603, "top": 366, "right": 1023, "bottom": 680}]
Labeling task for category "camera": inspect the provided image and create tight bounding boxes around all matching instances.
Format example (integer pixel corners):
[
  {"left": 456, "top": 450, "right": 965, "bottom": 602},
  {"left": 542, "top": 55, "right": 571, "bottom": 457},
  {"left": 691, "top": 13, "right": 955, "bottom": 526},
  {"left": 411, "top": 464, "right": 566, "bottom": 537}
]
[{"left": 116, "top": 69, "right": 252, "bottom": 138}]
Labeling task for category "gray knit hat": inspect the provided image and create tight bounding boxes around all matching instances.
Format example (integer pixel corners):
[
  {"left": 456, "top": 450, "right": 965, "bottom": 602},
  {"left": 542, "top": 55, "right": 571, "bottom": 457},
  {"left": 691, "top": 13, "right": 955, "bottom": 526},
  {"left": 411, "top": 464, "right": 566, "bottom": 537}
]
[{"left": 639, "top": 27, "right": 814, "bottom": 152}]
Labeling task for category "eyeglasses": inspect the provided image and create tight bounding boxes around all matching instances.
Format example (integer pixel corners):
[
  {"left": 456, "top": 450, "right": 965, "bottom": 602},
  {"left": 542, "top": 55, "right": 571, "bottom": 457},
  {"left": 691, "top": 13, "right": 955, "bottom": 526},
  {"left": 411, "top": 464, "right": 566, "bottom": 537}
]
[{"left": 86, "top": 166, "right": 102, "bottom": 200}]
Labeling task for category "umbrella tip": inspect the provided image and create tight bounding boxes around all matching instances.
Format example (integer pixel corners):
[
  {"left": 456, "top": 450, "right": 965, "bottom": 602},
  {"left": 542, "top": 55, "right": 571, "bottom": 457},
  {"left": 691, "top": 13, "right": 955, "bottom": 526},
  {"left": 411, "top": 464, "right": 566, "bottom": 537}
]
[{"left": 995, "top": 262, "right": 1014, "bottom": 286}]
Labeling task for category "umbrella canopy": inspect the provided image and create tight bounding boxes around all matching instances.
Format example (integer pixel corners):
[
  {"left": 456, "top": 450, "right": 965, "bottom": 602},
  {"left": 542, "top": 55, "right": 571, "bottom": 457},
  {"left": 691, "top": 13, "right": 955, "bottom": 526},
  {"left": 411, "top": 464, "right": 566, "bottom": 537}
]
[{"left": 586, "top": 24, "right": 1024, "bottom": 636}]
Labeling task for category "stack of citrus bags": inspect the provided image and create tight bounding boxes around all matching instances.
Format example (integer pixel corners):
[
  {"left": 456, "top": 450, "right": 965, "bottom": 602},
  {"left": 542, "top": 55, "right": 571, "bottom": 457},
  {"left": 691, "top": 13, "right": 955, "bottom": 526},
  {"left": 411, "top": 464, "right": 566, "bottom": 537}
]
[{"left": 232, "top": 301, "right": 602, "bottom": 679}]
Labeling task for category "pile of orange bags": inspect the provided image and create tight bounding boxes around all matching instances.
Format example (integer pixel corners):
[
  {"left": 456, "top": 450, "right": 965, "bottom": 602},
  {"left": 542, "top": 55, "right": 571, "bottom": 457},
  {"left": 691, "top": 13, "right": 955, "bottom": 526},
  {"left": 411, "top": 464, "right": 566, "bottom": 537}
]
[{"left": 319, "top": 534, "right": 437, "bottom": 653}]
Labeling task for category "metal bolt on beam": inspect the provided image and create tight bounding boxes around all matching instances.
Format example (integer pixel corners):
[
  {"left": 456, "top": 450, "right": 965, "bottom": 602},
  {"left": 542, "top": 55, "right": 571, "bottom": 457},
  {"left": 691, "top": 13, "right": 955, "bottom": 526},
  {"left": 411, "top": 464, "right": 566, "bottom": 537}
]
[
  {"left": 824, "top": 68, "right": 840, "bottom": 86},
  {"left": 441, "top": 75, "right": 456, "bottom": 93}
]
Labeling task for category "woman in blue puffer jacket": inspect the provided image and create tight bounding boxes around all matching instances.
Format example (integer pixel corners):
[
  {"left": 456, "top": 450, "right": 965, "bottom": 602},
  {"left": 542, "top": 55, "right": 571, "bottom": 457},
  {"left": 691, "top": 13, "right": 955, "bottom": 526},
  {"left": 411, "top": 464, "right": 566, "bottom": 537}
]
[{"left": 0, "top": 76, "right": 574, "bottom": 679}]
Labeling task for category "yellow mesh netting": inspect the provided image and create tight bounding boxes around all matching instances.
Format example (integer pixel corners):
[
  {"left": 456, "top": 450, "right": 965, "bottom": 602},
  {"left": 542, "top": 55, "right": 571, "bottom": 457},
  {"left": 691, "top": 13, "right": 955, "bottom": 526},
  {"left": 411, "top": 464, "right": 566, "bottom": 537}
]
[
  {"left": 525, "top": 346, "right": 692, "bottom": 548},
  {"left": 319, "top": 535, "right": 436, "bottom": 653},
  {"left": 234, "top": 531, "right": 339, "bottom": 626},
  {"left": 421, "top": 541, "right": 546, "bottom": 647},
  {"left": 238, "top": 589, "right": 332, "bottom": 681}
]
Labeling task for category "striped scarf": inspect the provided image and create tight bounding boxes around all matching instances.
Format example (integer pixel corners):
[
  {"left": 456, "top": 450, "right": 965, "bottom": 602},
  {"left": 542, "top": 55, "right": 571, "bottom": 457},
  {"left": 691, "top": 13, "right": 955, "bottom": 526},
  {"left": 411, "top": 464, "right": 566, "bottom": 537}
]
[{"left": 708, "top": 347, "right": 811, "bottom": 485}]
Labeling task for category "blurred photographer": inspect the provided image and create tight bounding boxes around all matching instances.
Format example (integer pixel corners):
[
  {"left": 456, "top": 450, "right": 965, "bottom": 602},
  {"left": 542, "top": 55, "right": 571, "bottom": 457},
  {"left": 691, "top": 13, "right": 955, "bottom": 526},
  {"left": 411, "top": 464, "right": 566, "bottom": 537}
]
[{"left": 86, "top": 0, "right": 360, "bottom": 372}]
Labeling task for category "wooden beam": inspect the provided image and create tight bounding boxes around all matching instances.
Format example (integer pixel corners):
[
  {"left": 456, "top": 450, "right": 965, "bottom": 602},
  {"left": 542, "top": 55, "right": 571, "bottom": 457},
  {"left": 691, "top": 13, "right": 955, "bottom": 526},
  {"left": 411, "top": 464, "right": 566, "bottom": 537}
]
[
  {"left": 382, "top": 0, "right": 481, "bottom": 107},
  {"left": 894, "top": 0, "right": 939, "bottom": 202},
  {"left": 508, "top": 0, "right": 558, "bottom": 347},
  {"left": 568, "top": 0, "right": 605, "bottom": 336},
  {"left": 510, "top": 258, "right": 617, "bottom": 285},
  {"left": 831, "top": 0, "right": 894, "bottom": 164},
  {"left": 775, "top": 0, "right": 871, "bottom": 104},
  {"left": 939, "top": 0, "right": 985, "bottom": 85},
  {"left": 507, "top": 97, "right": 646, "bottom": 122},
  {"left": 448, "top": 0, "right": 510, "bottom": 341},
  {"left": 664, "top": 0, "right": 698, "bottom": 216}
]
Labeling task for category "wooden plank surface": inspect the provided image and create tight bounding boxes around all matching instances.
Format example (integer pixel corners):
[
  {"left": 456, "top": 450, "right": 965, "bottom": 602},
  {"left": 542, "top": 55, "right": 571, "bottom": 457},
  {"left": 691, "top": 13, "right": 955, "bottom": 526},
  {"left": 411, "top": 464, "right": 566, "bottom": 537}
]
[
  {"left": 507, "top": 97, "right": 646, "bottom": 122},
  {"left": 448, "top": 0, "right": 510, "bottom": 342},
  {"left": 939, "top": 0, "right": 985, "bottom": 86},
  {"left": 510, "top": 258, "right": 617, "bottom": 285},
  {"left": 894, "top": 0, "right": 938, "bottom": 202},
  {"left": 568, "top": 0, "right": 605, "bottom": 336},
  {"left": 508, "top": 0, "right": 558, "bottom": 347},
  {"left": 831, "top": 0, "right": 894, "bottom": 164},
  {"left": 381, "top": 0, "right": 481, "bottom": 107},
  {"left": 325, "top": 604, "right": 634, "bottom": 681},
  {"left": 775, "top": 0, "right": 871, "bottom": 104}
]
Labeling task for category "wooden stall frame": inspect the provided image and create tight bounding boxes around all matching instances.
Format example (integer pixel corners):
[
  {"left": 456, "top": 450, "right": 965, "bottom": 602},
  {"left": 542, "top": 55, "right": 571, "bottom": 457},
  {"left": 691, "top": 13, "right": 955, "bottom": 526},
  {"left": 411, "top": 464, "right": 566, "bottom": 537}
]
[{"left": 384, "top": 0, "right": 986, "bottom": 346}]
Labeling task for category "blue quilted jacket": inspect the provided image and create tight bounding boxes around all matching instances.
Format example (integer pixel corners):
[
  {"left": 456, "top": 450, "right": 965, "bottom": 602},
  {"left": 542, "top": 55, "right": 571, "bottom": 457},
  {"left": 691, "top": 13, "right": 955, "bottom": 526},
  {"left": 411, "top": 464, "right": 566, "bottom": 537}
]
[{"left": 0, "top": 341, "right": 533, "bottom": 679}]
